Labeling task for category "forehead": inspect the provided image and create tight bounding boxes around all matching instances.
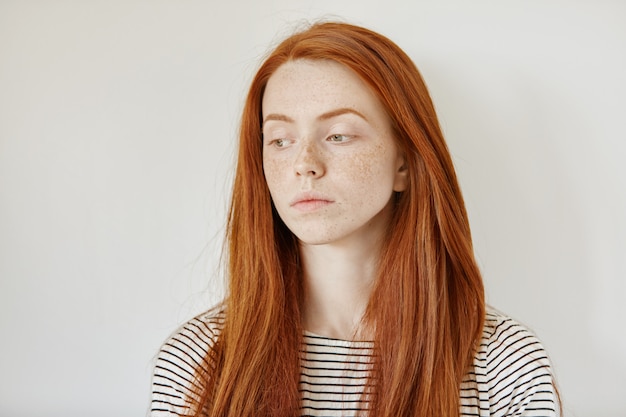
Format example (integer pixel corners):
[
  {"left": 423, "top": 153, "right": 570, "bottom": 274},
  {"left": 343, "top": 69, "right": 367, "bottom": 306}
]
[{"left": 261, "top": 59, "right": 386, "bottom": 120}]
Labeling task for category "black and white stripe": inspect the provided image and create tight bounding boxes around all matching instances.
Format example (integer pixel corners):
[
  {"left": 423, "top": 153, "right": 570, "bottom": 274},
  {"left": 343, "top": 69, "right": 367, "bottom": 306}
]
[
  {"left": 460, "top": 310, "right": 558, "bottom": 417},
  {"left": 300, "top": 333, "right": 373, "bottom": 416},
  {"left": 150, "top": 307, "right": 559, "bottom": 416}
]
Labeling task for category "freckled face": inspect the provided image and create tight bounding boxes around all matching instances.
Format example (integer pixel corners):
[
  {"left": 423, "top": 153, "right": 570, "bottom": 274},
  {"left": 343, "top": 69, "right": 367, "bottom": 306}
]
[{"left": 262, "top": 59, "right": 408, "bottom": 247}]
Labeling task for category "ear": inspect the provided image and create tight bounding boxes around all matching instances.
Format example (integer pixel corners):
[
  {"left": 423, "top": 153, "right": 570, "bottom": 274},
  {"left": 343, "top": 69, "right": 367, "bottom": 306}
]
[{"left": 393, "top": 154, "right": 409, "bottom": 192}]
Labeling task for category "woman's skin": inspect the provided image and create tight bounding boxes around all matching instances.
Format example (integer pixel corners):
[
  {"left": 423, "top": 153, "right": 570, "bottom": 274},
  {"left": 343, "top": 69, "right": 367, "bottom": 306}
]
[{"left": 261, "top": 59, "right": 408, "bottom": 340}]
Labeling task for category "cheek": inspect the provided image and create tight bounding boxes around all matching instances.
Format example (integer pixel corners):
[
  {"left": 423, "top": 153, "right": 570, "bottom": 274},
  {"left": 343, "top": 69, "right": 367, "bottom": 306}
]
[
  {"left": 263, "top": 157, "right": 287, "bottom": 196},
  {"left": 345, "top": 144, "right": 389, "bottom": 184}
]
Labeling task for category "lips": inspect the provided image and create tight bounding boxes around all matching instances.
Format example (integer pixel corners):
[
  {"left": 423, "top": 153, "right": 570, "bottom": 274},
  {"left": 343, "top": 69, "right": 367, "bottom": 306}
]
[{"left": 290, "top": 192, "right": 334, "bottom": 212}]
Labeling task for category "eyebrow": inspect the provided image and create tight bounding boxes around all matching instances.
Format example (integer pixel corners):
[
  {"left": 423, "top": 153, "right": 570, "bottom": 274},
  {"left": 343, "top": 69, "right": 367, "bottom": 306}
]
[{"left": 262, "top": 107, "right": 368, "bottom": 126}]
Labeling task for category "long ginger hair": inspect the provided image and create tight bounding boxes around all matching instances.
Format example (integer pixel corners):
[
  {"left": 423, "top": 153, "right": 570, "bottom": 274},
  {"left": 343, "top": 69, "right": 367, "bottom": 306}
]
[{"left": 190, "top": 21, "right": 485, "bottom": 417}]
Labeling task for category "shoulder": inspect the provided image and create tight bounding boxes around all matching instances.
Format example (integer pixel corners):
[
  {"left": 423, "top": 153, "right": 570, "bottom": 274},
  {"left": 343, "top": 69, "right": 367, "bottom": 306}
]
[
  {"left": 481, "top": 307, "right": 555, "bottom": 384},
  {"left": 149, "top": 306, "right": 225, "bottom": 416},
  {"left": 482, "top": 307, "right": 550, "bottom": 361},
  {"left": 463, "top": 307, "right": 560, "bottom": 417},
  {"left": 158, "top": 307, "right": 225, "bottom": 362}
]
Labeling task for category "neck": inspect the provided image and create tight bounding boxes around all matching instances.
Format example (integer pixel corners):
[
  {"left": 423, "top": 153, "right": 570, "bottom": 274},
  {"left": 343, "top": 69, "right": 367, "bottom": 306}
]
[{"left": 299, "top": 237, "right": 383, "bottom": 341}]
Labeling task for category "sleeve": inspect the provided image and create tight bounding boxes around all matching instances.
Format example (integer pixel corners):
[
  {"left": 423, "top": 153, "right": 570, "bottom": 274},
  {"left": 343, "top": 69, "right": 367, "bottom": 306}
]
[
  {"left": 484, "top": 313, "right": 560, "bottom": 417},
  {"left": 149, "top": 313, "right": 221, "bottom": 416}
]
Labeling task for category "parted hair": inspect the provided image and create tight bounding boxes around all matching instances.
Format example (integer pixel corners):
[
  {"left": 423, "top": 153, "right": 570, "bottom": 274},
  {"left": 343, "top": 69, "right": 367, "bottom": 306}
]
[{"left": 189, "top": 21, "right": 485, "bottom": 417}]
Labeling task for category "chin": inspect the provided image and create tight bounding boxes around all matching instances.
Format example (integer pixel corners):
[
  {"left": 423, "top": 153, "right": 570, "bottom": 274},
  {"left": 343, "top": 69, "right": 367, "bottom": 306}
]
[
  {"left": 293, "top": 226, "right": 362, "bottom": 248},
  {"left": 292, "top": 229, "right": 339, "bottom": 246},
  {"left": 295, "top": 235, "right": 335, "bottom": 246}
]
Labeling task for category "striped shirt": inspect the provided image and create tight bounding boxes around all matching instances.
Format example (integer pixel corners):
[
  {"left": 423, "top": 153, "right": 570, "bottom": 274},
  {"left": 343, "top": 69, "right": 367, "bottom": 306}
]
[{"left": 150, "top": 307, "right": 559, "bottom": 416}]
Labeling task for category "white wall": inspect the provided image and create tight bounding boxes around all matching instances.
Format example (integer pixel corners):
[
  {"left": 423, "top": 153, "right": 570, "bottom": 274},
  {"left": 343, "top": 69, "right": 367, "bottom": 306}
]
[{"left": 0, "top": 1, "right": 624, "bottom": 416}]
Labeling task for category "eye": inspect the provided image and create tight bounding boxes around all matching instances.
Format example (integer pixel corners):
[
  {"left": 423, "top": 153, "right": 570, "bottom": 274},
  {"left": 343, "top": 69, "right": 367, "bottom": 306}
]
[
  {"left": 327, "top": 134, "right": 352, "bottom": 143},
  {"left": 270, "top": 138, "right": 292, "bottom": 148}
]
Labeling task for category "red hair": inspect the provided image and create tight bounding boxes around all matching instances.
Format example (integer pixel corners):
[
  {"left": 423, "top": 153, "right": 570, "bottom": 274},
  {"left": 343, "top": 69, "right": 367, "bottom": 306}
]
[{"left": 190, "top": 21, "right": 485, "bottom": 416}]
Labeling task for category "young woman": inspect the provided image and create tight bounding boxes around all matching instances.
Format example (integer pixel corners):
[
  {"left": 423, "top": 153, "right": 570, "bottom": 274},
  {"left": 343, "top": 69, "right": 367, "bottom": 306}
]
[{"left": 150, "top": 22, "right": 560, "bottom": 417}]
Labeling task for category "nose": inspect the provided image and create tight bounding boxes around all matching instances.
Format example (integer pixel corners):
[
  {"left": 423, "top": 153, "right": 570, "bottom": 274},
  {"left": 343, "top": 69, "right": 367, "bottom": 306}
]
[{"left": 295, "top": 142, "right": 325, "bottom": 178}]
